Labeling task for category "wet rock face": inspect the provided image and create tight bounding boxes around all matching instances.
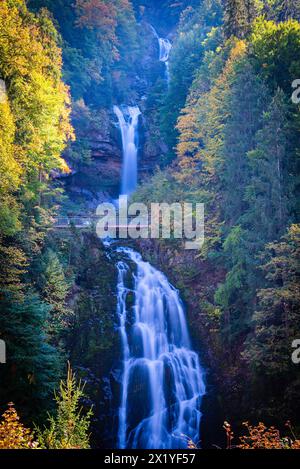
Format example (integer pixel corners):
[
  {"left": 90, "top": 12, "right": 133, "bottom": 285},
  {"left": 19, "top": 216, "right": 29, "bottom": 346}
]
[
  {"left": 65, "top": 156, "right": 122, "bottom": 208},
  {"left": 138, "top": 22, "right": 161, "bottom": 86},
  {"left": 64, "top": 232, "right": 119, "bottom": 449},
  {"left": 88, "top": 109, "right": 122, "bottom": 161},
  {"left": 61, "top": 105, "right": 123, "bottom": 205}
]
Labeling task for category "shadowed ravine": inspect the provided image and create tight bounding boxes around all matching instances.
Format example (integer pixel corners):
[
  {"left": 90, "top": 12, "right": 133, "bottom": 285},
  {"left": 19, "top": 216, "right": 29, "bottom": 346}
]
[{"left": 110, "top": 22, "right": 205, "bottom": 450}]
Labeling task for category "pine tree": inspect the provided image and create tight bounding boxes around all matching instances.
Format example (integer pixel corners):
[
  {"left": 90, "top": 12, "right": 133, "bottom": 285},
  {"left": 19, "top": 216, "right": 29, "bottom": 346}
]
[
  {"left": 242, "top": 225, "right": 300, "bottom": 418},
  {"left": 243, "top": 224, "right": 300, "bottom": 375},
  {"left": 224, "top": 0, "right": 256, "bottom": 39},
  {"left": 38, "top": 248, "right": 71, "bottom": 335},
  {"left": 37, "top": 363, "right": 92, "bottom": 449},
  {"left": 0, "top": 292, "right": 61, "bottom": 422},
  {"left": 221, "top": 60, "right": 269, "bottom": 227},
  {"left": 244, "top": 90, "right": 290, "bottom": 244},
  {"left": 266, "top": 0, "right": 300, "bottom": 22}
]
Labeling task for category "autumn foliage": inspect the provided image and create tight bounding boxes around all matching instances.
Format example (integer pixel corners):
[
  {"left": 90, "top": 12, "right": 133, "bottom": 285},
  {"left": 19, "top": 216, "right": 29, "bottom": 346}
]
[
  {"left": 223, "top": 421, "right": 300, "bottom": 449},
  {"left": 0, "top": 403, "right": 38, "bottom": 449},
  {"left": 75, "top": 0, "right": 117, "bottom": 37}
]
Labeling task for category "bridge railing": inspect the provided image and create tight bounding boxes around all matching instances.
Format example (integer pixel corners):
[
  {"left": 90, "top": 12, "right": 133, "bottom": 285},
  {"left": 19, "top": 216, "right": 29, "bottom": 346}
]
[
  {"left": 53, "top": 215, "right": 152, "bottom": 229},
  {"left": 54, "top": 217, "right": 93, "bottom": 228}
]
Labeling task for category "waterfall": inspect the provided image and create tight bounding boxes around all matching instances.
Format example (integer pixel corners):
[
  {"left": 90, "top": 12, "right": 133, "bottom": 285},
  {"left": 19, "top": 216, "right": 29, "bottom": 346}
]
[
  {"left": 149, "top": 24, "right": 172, "bottom": 83},
  {"left": 159, "top": 38, "right": 172, "bottom": 83},
  {"left": 116, "top": 247, "right": 206, "bottom": 449},
  {"left": 158, "top": 38, "right": 172, "bottom": 63},
  {"left": 113, "top": 105, "right": 141, "bottom": 195},
  {"left": 111, "top": 24, "right": 204, "bottom": 451}
]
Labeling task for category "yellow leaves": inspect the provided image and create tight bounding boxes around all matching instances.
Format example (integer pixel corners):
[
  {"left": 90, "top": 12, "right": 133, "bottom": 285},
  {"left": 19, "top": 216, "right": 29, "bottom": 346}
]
[
  {"left": 228, "top": 39, "right": 247, "bottom": 63},
  {"left": 0, "top": 0, "right": 74, "bottom": 179},
  {"left": 0, "top": 244, "right": 28, "bottom": 292},
  {"left": 176, "top": 38, "right": 247, "bottom": 186},
  {"left": 187, "top": 438, "right": 197, "bottom": 449},
  {"left": 59, "top": 158, "right": 72, "bottom": 175},
  {"left": 0, "top": 99, "right": 21, "bottom": 194},
  {"left": 0, "top": 3, "right": 45, "bottom": 79},
  {"left": 0, "top": 403, "right": 38, "bottom": 449},
  {"left": 288, "top": 223, "right": 300, "bottom": 243}
]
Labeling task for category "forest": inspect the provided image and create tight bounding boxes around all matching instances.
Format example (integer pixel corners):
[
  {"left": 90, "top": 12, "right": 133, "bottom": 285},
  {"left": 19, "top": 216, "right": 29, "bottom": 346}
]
[{"left": 0, "top": 0, "right": 300, "bottom": 452}]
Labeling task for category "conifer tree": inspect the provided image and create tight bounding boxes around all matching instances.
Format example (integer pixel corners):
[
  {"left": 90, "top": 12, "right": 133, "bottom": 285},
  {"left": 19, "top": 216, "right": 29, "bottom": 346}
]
[
  {"left": 224, "top": 0, "right": 256, "bottom": 39},
  {"left": 243, "top": 224, "right": 300, "bottom": 376},
  {"left": 37, "top": 363, "right": 92, "bottom": 449},
  {"left": 221, "top": 60, "right": 269, "bottom": 227},
  {"left": 245, "top": 90, "right": 289, "bottom": 244},
  {"left": 0, "top": 292, "right": 61, "bottom": 421},
  {"left": 38, "top": 249, "right": 71, "bottom": 335}
]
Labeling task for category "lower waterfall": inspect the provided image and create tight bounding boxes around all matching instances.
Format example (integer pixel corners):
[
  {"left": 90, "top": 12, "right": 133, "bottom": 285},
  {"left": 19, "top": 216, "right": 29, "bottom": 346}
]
[
  {"left": 113, "top": 105, "right": 141, "bottom": 195},
  {"left": 115, "top": 247, "right": 206, "bottom": 449}
]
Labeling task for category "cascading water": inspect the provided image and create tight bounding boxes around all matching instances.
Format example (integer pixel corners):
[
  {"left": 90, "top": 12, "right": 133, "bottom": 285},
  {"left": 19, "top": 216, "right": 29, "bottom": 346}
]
[
  {"left": 113, "top": 105, "right": 141, "bottom": 195},
  {"left": 159, "top": 38, "right": 172, "bottom": 83},
  {"left": 111, "top": 24, "right": 204, "bottom": 450},
  {"left": 158, "top": 38, "right": 172, "bottom": 63},
  {"left": 116, "top": 247, "right": 206, "bottom": 449},
  {"left": 149, "top": 25, "right": 172, "bottom": 83}
]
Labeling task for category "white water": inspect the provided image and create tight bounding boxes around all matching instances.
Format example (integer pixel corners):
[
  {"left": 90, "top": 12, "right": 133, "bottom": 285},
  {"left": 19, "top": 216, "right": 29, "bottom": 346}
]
[
  {"left": 158, "top": 38, "right": 172, "bottom": 63},
  {"left": 116, "top": 248, "right": 206, "bottom": 449},
  {"left": 113, "top": 105, "right": 141, "bottom": 195},
  {"left": 150, "top": 25, "right": 172, "bottom": 83},
  {"left": 112, "top": 25, "right": 203, "bottom": 449},
  {"left": 159, "top": 38, "right": 172, "bottom": 83}
]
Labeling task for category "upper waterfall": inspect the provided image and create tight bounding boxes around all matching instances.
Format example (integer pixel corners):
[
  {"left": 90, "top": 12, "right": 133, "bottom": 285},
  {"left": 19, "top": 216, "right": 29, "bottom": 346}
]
[
  {"left": 116, "top": 247, "right": 206, "bottom": 449},
  {"left": 149, "top": 24, "right": 172, "bottom": 83},
  {"left": 158, "top": 38, "right": 172, "bottom": 63},
  {"left": 113, "top": 105, "right": 141, "bottom": 196}
]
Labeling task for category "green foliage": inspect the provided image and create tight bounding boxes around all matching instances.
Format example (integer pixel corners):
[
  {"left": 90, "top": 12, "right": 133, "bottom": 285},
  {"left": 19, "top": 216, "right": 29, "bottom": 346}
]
[
  {"left": 0, "top": 291, "right": 61, "bottom": 422},
  {"left": 243, "top": 225, "right": 300, "bottom": 376},
  {"left": 241, "top": 225, "right": 300, "bottom": 418},
  {"left": 37, "top": 363, "right": 92, "bottom": 449},
  {"left": 223, "top": 0, "right": 257, "bottom": 39},
  {"left": 0, "top": 0, "right": 74, "bottom": 180},
  {"left": 29, "top": 0, "right": 139, "bottom": 105},
  {"left": 140, "top": 5, "right": 300, "bottom": 425},
  {"left": 0, "top": 95, "right": 21, "bottom": 237},
  {"left": 251, "top": 18, "right": 300, "bottom": 93},
  {"left": 221, "top": 59, "right": 269, "bottom": 226},
  {"left": 244, "top": 90, "right": 291, "bottom": 241},
  {"left": 37, "top": 248, "right": 71, "bottom": 336},
  {"left": 160, "top": 0, "right": 223, "bottom": 156}
]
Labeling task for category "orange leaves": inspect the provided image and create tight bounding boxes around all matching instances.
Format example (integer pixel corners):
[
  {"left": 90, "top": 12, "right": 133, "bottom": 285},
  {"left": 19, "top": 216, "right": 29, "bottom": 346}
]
[
  {"left": 223, "top": 420, "right": 300, "bottom": 449},
  {"left": 75, "top": 0, "right": 117, "bottom": 40},
  {"left": 74, "top": 0, "right": 134, "bottom": 47},
  {"left": 239, "top": 422, "right": 282, "bottom": 449},
  {"left": 0, "top": 403, "right": 38, "bottom": 449}
]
